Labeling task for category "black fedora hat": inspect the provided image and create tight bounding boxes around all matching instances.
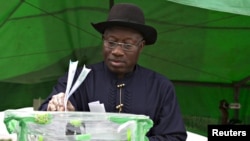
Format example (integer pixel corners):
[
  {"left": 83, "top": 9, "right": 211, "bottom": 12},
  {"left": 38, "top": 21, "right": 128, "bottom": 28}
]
[{"left": 91, "top": 3, "right": 157, "bottom": 45}]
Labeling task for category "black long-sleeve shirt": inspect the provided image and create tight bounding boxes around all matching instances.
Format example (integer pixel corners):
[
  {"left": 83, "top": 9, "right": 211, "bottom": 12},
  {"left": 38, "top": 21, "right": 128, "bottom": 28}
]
[{"left": 39, "top": 61, "right": 187, "bottom": 141}]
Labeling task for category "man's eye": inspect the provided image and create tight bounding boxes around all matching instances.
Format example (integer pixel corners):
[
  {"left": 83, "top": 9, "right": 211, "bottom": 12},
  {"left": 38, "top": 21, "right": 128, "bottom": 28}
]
[
  {"left": 124, "top": 44, "right": 132, "bottom": 49},
  {"left": 108, "top": 41, "right": 116, "bottom": 46}
]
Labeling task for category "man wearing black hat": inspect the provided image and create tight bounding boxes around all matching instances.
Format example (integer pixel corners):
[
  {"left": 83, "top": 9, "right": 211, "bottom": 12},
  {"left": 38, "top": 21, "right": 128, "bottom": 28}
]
[{"left": 39, "top": 3, "right": 187, "bottom": 141}]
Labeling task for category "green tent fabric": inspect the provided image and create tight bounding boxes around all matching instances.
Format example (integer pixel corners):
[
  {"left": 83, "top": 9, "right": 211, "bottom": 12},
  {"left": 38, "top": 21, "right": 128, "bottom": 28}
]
[
  {"left": 1, "top": 0, "right": 250, "bottom": 136},
  {"left": 168, "top": 0, "right": 250, "bottom": 16}
]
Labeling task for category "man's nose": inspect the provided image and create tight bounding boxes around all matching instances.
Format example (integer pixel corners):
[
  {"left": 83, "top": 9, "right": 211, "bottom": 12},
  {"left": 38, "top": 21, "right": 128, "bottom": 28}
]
[{"left": 111, "top": 44, "right": 125, "bottom": 54}]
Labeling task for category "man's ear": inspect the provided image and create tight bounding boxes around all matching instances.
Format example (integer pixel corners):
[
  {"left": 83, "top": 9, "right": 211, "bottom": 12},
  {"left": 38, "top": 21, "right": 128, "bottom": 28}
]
[{"left": 139, "top": 40, "right": 146, "bottom": 52}]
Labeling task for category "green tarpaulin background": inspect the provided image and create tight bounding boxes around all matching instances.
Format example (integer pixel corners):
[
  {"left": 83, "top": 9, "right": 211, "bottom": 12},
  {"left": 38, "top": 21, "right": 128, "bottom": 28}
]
[{"left": 1, "top": 0, "right": 250, "bottom": 136}]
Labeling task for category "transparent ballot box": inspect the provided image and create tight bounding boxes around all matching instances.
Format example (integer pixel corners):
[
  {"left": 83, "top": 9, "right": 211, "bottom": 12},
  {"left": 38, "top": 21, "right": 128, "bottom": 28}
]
[{"left": 3, "top": 111, "right": 153, "bottom": 141}]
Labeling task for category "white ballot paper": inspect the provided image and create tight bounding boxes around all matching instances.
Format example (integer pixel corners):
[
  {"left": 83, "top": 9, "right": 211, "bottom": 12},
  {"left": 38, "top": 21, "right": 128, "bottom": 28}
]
[
  {"left": 63, "top": 60, "right": 91, "bottom": 111},
  {"left": 88, "top": 101, "right": 106, "bottom": 112}
]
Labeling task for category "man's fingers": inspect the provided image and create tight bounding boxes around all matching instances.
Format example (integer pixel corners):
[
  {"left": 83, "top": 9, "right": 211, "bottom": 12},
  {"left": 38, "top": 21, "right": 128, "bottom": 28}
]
[
  {"left": 47, "top": 93, "right": 66, "bottom": 111},
  {"left": 66, "top": 101, "right": 75, "bottom": 111},
  {"left": 47, "top": 92, "right": 76, "bottom": 111},
  {"left": 47, "top": 93, "right": 75, "bottom": 111},
  {"left": 48, "top": 101, "right": 57, "bottom": 111},
  {"left": 51, "top": 94, "right": 63, "bottom": 105}
]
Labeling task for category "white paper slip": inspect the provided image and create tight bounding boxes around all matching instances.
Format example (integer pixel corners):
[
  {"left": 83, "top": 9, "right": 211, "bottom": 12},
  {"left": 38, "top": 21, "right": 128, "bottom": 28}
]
[
  {"left": 64, "top": 60, "right": 78, "bottom": 99},
  {"left": 63, "top": 60, "right": 91, "bottom": 111},
  {"left": 88, "top": 101, "right": 106, "bottom": 112}
]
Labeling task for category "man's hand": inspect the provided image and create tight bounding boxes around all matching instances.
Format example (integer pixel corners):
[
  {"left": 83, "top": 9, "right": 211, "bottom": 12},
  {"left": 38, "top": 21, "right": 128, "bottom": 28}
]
[{"left": 47, "top": 92, "right": 75, "bottom": 111}]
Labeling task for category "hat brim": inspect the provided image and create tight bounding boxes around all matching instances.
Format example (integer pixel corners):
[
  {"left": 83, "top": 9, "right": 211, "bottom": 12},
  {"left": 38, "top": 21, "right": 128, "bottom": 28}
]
[{"left": 91, "top": 21, "right": 157, "bottom": 45}]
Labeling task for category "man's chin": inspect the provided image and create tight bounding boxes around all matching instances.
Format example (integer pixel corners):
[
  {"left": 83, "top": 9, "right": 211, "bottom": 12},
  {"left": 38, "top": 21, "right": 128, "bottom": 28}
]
[{"left": 108, "top": 66, "right": 125, "bottom": 74}]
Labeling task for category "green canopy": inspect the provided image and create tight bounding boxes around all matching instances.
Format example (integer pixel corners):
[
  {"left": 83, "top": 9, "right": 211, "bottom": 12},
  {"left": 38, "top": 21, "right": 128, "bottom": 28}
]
[
  {"left": 1, "top": 0, "right": 250, "bottom": 84},
  {"left": 1, "top": 0, "right": 250, "bottom": 136}
]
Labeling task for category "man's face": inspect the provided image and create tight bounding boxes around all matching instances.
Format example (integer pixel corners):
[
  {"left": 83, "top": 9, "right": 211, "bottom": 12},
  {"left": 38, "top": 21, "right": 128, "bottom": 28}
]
[{"left": 102, "top": 26, "right": 145, "bottom": 78}]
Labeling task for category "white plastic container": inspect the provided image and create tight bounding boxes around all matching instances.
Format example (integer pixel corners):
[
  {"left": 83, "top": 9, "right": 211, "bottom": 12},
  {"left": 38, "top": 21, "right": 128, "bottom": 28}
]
[{"left": 3, "top": 111, "right": 153, "bottom": 141}]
